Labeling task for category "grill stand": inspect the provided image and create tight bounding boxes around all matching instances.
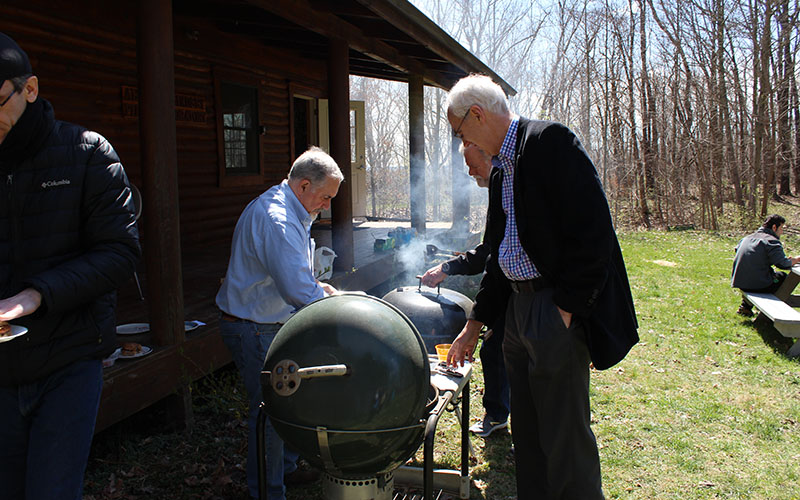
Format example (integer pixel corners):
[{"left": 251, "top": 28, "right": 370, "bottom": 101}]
[
  {"left": 394, "top": 359, "right": 472, "bottom": 499},
  {"left": 256, "top": 359, "right": 473, "bottom": 500},
  {"left": 256, "top": 406, "right": 267, "bottom": 500}
]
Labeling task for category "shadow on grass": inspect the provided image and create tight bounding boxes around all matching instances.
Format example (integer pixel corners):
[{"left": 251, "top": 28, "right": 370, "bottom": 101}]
[
  {"left": 473, "top": 430, "right": 517, "bottom": 500},
  {"left": 749, "top": 314, "right": 799, "bottom": 359}
]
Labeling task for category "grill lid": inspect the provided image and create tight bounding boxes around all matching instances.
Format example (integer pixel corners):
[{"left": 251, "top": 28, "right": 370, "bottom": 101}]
[
  {"left": 261, "top": 293, "right": 430, "bottom": 477},
  {"left": 381, "top": 285, "right": 472, "bottom": 353}
]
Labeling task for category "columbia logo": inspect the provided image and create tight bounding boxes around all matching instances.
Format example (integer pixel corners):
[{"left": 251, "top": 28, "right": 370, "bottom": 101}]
[{"left": 41, "top": 179, "right": 71, "bottom": 188}]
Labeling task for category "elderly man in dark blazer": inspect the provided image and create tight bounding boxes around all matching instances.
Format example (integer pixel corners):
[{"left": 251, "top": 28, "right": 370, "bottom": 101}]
[{"left": 445, "top": 74, "right": 638, "bottom": 500}]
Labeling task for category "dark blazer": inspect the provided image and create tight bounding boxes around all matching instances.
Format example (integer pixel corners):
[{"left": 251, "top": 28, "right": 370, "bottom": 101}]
[{"left": 470, "top": 117, "right": 638, "bottom": 369}]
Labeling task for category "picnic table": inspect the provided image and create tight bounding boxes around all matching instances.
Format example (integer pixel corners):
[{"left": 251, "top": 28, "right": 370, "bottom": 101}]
[
  {"left": 775, "top": 265, "right": 800, "bottom": 306},
  {"left": 742, "top": 265, "right": 800, "bottom": 357}
]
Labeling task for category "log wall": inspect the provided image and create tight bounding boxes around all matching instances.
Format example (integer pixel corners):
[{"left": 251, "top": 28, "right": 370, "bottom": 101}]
[{"left": 1, "top": 0, "right": 328, "bottom": 249}]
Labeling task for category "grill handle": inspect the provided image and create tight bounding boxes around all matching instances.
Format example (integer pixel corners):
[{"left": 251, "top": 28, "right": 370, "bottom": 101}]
[
  {"left": 298, "top": 364, "right": 348, "bottom": 379},
  {"left": 263, "top": 360, "right": 350, "bottom": 396}
]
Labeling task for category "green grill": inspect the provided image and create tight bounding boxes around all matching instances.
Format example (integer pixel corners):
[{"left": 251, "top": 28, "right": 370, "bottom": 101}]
[{"left": 261, "top": 293, "right": 431, "bottom": 479}]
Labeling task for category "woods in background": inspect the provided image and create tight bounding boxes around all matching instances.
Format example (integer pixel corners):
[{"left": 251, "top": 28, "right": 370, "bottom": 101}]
[{"left": 352, "top": 0, "right": 800, "bottom": 231}]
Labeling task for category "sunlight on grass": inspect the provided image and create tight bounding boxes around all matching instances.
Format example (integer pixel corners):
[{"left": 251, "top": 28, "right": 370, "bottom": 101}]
[
  {"left": 402, "top": 231, "right": 800, "bottom": 500},
  {"left": 594, "top": 230, "right": 800, "bottom": 499}
]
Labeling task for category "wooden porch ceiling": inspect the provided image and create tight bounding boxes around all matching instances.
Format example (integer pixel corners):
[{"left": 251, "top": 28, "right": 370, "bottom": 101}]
[{"left": 173, "top": 0, "right": 515, "bottom": 95}]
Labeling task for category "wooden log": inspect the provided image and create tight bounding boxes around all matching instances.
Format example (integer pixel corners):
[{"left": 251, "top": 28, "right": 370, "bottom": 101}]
[
  {"left": 409, "top": 74, "right": 426, "bottom": 233},
  {"left": 329, "top": 37, "right": 355, "bottom": 272},
  {"left": 137, "top": 0, "right": 185, "bottom": 347}
]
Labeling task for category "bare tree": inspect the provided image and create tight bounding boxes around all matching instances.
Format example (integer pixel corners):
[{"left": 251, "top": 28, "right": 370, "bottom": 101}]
[{"left": 341, "top": 0, "right": 800, "bottom": 230}]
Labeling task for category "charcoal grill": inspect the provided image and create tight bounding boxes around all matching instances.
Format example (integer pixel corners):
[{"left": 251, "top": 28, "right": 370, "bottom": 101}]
[
  {"left": 381, "top": 283, "right": 472, "bottom": 354},
  {"left": 256, "top": 293, "right": 472, "bottom": 500}
]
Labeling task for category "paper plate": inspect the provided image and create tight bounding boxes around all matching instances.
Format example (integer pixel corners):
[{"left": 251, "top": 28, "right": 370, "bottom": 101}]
[
  {"left": 0, "top": 325, "right": 28, "bottom": 343},
  {"left": 118, "top": 345, "right": 153, "bottom": 359},
  {"left": 184, "top": 320, "right": 204, "bottom": 332},
  {"left": 116, "top": 323, "right": 150, "bottom": 335}
]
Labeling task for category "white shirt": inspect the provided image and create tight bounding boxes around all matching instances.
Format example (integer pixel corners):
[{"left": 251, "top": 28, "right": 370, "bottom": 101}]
[{"left": 215, "top": 180, "right": 325, "bottom": 323}]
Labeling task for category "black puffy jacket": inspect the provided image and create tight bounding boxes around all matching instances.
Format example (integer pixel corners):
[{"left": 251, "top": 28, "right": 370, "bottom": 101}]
[{"left": 0, "top": 99, "right": 141, "bottom": 386}]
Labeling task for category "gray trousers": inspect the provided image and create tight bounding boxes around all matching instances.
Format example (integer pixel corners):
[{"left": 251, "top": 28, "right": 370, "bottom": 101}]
[{"left": 503, "top": 287, "right": 604, "bottom": 500}]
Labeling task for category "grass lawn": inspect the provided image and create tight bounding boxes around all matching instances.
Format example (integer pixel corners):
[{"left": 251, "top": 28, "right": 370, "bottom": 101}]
[
  {"left": 85, "top": 230, "right": 800, "bottom": 499},
  {"left": 597, "top": 230, "right": 800, "bottom": 499}
]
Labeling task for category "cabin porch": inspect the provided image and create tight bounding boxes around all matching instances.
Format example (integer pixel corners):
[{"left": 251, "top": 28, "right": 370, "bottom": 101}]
[{"left": 99, "top": 221, "right": 479, "bottom": 432}]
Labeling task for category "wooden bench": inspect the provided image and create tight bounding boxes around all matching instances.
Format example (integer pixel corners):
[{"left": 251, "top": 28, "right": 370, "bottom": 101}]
[{"left": 742, "top": 292, "right": 800, "bottom": 357}]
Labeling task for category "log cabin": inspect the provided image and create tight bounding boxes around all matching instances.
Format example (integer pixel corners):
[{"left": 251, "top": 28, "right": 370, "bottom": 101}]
[{"left": 0, "top": 0, "right": 514, "bottom": 431}]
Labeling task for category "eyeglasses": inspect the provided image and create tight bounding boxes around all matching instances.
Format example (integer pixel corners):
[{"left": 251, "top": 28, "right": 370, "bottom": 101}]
[
  {"left": 452, "top": 107, "right": 472, "bottom": 139},
  {"left": 0, "top": 89, "right": 16, "bottom": 108}
]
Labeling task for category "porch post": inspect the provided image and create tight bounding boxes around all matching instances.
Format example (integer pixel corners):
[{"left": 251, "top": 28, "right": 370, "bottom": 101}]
[
  {"left": 409, "top": 74, "right": 426, "bottom": 233},
  {"left": 137, "top": 0, "right": 185, "bottom": 346},
  {"left": 328, "top": 37, "right": 355, "bottom": 272},
  {"left": 451, "top": 135, "right": 470, "bottom": 232}
]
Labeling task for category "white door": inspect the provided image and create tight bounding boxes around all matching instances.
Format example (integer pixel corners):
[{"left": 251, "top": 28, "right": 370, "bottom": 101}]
[
  {"left": 317, "top": 99, "right": 366, "bottom": 219},
  {"left": 350, "top": 101, "right": 366, "bottom": 218}
]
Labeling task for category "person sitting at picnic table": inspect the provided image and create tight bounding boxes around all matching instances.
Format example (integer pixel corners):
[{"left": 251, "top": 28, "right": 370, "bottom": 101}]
[{"left": 732, "top": 214, "right": 800, "bottom": 316}]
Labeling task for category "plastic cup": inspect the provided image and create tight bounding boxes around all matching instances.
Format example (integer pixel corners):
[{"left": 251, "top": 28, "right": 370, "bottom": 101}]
[{"left": 435, "top": 343, "right": 451, "bottom": 362}]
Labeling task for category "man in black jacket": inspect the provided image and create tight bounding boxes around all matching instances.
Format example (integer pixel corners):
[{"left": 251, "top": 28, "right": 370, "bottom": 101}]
[
  {"left": 421, "top": 144, "right": 509, "bottom": 438},
  {"left": 0, "top": 33, "right": 140, "bottom": 500},
  {"left": 731, "top": 214, "right": 800, "bottom": 316},
  {"left": 445, "top": 75, "right": 638, "bottom": 499}
]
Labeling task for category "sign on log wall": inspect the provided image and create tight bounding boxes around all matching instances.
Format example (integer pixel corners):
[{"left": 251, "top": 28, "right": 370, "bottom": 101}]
[{"left": 122, "top": 86, "right": 206, "bottom": 124}]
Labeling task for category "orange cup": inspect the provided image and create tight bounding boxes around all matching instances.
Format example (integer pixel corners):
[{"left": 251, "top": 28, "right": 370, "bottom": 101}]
[{"left": 435, "top": 343, "right": 451, "bottom": 362}]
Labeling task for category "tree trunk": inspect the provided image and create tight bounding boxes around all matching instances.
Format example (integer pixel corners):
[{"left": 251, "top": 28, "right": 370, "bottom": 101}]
[
  {"left": 758, "top": 0, "right": 774, "bottom": 217},
  {"left": 776, "top": 0, "right": 792, "bottom": 195}
]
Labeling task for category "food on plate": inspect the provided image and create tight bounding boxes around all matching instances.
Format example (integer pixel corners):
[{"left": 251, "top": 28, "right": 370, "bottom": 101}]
[
  {"left": 0, "top": 321, "right": 11, "bottom": 337},
  {"left": 121, "top": 342, "right": 143, "bottom": 356}
]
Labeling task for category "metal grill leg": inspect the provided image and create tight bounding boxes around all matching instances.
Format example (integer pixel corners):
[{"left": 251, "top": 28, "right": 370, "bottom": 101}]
[{"left": 257, "top": 404, "right": 267, "bottom": 500}]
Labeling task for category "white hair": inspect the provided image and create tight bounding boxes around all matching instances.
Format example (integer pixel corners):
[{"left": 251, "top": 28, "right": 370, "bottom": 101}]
[
  {"left": 458, "top": 142, "right": 491, "bottom": 159},
  {"left": 446, "top": 74, "right": 510, "bottom": 116},
  {"left": 288, "top": 146, "right": 343, "bottom": 187}
]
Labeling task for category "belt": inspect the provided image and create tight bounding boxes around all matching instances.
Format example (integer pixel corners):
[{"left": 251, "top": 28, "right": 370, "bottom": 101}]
[
  {"left": 219, "top": 310, "right": 283, "bottom": 326},
  {"left": 220, "top": 311, "right": 243, "bottom": 322},
  {"left": 509, "top": 277, "right": 552, "bottom": 294}
]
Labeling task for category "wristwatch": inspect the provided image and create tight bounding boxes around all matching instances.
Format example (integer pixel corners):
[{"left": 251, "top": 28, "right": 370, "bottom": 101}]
[{"left": 441, "top": 261, "right": 452, "bottom": 275}]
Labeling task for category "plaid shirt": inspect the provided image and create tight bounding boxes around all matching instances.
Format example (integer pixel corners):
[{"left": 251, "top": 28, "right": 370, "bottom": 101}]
[{"left": 496, "top": 118, "right": 540, "bottom": 281}]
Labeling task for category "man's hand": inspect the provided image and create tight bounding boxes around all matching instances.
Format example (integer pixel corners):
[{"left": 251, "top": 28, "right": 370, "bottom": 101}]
[
  {"left": 446, "top": 319, "right": 483, "bottom": 367},
  {"left": 557, "top": 306, "right": 572, "bottom": 328},
  {"left": 420, "top": 264, "right": 448, "bottom": 287},
  {"left": 319, "top": 282, "right": 338, "bottom": 296},
  {"left": 791, "top": 256, "right": 800, "bottom": 266},
  {"left": 0, "top": 288, "right": 42, "bottom": 321}
]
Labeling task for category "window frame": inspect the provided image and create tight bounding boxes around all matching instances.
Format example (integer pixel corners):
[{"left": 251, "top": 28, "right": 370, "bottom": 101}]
[{"left": 214, "top": 69, "right": 264, "bottom": 187}]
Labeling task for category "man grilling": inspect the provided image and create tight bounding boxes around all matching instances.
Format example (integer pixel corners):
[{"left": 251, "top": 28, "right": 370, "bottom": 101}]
[
  {"left": 216, "top": 146, "right": 342, "bottom": 500},
  {"left": 421, "top": 144, "right": 509, "bottom": 438}
]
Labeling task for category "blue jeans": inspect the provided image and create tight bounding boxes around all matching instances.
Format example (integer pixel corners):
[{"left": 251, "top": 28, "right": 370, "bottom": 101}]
[
  {"left": 219, "top": 316, "right": 298, "bottom": 500},
  {"left": 0, "top": 359, "right": 103, "bottom": 500},
  {"left": 480, "top": 317, "right": 510, "bottom": 422}
]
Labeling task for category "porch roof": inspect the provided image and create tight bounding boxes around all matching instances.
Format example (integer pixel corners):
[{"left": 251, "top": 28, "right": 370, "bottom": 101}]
[{"left": 173, "top": 0, "right": 516, "bottom": 96}]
